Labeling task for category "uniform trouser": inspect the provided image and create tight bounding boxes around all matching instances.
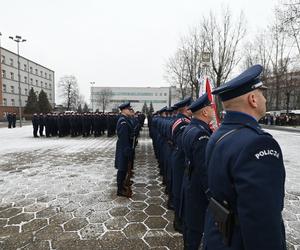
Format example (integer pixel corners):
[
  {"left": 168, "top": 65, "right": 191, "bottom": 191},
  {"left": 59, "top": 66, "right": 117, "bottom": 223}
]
[
  {"left": 39, "top": 125, "right": 44, "bottom": 136},
  {"left": 117, "top": 170, "right": 127, "bottom": 191},
  {"left": 8, "top": 121, "right": 12, "bottom": 128},
  {"left": 172, "top": 160, "right": 185, "bottom": 217},
  {"left": 33, "top": 125, "right": 39, "bottom": 137},
  {"left": 45, "top": 126, "right": 51, "bottom": 137},
  {"left": 183, "top": 224, "right": 203, "bottom": 250}
]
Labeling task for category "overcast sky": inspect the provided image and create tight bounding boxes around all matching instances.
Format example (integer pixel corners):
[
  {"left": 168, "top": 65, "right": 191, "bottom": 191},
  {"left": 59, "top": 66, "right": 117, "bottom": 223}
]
[{"left": 0, "top": 0, "right": 278, "bottom": 104}]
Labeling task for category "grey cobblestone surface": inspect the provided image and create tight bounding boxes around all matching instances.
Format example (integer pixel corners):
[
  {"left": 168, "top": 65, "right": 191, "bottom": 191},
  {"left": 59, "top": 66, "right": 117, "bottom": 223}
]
[
  {"left": 0, "top": 127, "right": 182, "bottom": 249},
  {"left": 0, "top": 126, "right": 299, "bottom": 249}
]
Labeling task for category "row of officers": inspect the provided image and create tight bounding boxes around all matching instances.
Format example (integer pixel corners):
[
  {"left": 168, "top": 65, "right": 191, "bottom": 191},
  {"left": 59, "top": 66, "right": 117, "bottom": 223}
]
[
  {"left": 31, "top": 112, "right": 145, "bottom": 139},
  {"left": 150, "top": 65, "right": 286, "bottom": 250}
]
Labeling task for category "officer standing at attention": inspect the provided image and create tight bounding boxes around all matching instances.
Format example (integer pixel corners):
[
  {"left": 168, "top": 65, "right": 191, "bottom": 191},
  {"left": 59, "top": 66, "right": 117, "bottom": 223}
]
[
  {"left": 171, "top": 97, "right": 192, "bottom": 233},
  {"left": 115, "top": 102, "right": 134, "bottom": 198},
  {"left": 181, "top": 93, "right": 214, "bottom": 250},
  {"left": 204, "top": 64, "right": 286, "bottom": 250}
]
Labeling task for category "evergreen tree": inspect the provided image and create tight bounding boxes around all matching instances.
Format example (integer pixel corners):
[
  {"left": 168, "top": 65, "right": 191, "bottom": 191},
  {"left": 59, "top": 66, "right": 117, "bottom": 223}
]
[
  {"left": 24, "top": 88, "right": 39, "bottom": 114},
  {"left": 142, "top": 101, "right": 149, "bottom": 114},
  {"left": 77, "top": 104, "right": 83, "bottom": 113},
  {"left": 149, "top": 101, "right": 154, "bottom": 115},
  {"left": 38, "top": 90, "right": 52, "bottom": 113},
  {"left": 83, "top": 103, "right": 89, "bottom": 112}
]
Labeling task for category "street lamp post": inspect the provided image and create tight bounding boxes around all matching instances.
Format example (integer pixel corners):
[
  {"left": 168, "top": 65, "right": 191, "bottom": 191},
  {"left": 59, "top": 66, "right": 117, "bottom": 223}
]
[
  {"left": 90, "top": 81, "right": 95, "bottom": 112},
  {"left": 9, "top": 35, "right": 26, "bottom": 127}
]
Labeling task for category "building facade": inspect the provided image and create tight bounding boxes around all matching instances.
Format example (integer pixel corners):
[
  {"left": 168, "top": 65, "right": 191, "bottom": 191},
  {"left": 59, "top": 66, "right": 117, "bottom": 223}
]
[
  {"left": 0, "top": 47, "right": 55, "bottom": 119},
  {"left": 265, "top": 71, "right": 300, "bottom": 112},
  {"left": 91, "top": 86, "right": 178, "bottom": 112}
]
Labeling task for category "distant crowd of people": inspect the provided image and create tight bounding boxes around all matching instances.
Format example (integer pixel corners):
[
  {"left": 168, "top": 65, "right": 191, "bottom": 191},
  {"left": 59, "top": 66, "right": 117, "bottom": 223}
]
[
  {"left": 259, "top": 113, "right": 300, "bottom": 126},
  {"left": 30, "top": 111, "right": 145, "bottom": 138}
]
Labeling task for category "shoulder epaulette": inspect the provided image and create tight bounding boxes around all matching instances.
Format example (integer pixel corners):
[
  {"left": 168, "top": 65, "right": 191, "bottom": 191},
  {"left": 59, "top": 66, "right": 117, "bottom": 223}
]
[
  {"left": 244, "top": 123, "right": 272, "bottom": 136},
  {"left": 172, "top": 118, "right": 191, "bottom": 135}
]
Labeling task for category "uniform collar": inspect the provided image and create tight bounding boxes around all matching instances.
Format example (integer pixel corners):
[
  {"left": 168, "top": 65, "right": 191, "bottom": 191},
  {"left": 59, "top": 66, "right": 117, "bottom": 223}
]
[
  {"left": 177, "top": 113, "right": 190, "bottom": 119},
  {"left": 223, "top": 111, "right": 260, "bottom": 128},
  {"left": 191, "top": 118, "right": 212, "bottom": 134}
]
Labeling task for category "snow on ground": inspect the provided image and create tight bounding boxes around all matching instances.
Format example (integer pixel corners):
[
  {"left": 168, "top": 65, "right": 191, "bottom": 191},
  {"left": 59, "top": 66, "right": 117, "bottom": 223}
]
[
  {"left": 266, "top": 129, "right": 300, "bottom": 193},
  {"left": 0, "top": 126, "right": 182, "bottom": 249},
  {"left": 0, "top": 126, "right": 299, "bottom": 249}
]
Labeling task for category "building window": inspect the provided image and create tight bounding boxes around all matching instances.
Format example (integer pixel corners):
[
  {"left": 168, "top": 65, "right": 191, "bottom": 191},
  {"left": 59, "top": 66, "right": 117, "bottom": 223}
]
[
  {"left": 10, "top": 58, "right": 13, "bottom": 66},
  {"left": 36, "top": 79, "right": 39, "bottom": 86},
  {"left": 3, "top": 84, "right": 6, "bottom": 92},
  {"left": 10, "top": 72, "right": 14, "bottom": 80},
  {"left": 45, "top": 82, "right": 48, "bottom": 88},
  {"left": 24, "top": 76, "right": 27, "bottom": 83},
  {"left": 40, "top": 70, "right": 43, "bottom": 77},
  {"left": 41, "top": 81, "right": 43, "bottom": 87},
  {"left": 49, "top": 93, "right": 52, "bottom": 99},
  {"left": 3, "top": 98, "right": 7, "bottom": 106},
  {"left": 49, "top": 83, "right": 52, "bottom": 88},
  {"left": 30, "top": 67, "right": 33, "bottom": 73},
  {"left": 45, "top": 73, "right": 47, "bottom": 79},
  {"left": 35, "top": 69, "right": 38, "bottom": 75},
  {"left": 1, "top": 55, "right": 5, "bottom": 63},
  {"left": 11, "top": 99, "right": 15, "bottom": 106},
  {"left": 11, "top": 86, "right": 15, "bottom": 93},
  {"left": 24, "top": 64, "right": 27, "bottom": 71},
  {"left": 164, "top": 93, "right": 167, "bottom": 96},
  {"left": 30, "top": 78, "right": 33, "bottom": 84},
  {"left": 2, "top": 70, "right": 6, "bottom": 78},
  {"left": 25, "top": 88, "right": 28, "bottom": 95},
  {"left": 49, "top": 74, "right": 52, "bottom": 80}
]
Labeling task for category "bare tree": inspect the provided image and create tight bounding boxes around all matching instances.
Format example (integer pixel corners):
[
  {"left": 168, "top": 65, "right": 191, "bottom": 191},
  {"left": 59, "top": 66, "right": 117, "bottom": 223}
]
[
  {"left": 277, "top": 0, "right": 300, "bottom": 56},
  {"left": 269, "top": 14, "right": 294, "bottom": 110},
  {"left": 165, "top": 27, "right": 207, "bottom": 99},
  {"left": 95, "top": 88, "right": 113, "bottom": 112},
  {"left": 58, "top": 75, "right": 79, "bottom": 110},
  {"left": 180, "top": 27, "right": 207, "bottom": 98},
  {"left": 202, "top": 8, "right": 246, "bottom": 87},
  {"left": 165, "top": 49, "right": 189, "bottom": 99}
]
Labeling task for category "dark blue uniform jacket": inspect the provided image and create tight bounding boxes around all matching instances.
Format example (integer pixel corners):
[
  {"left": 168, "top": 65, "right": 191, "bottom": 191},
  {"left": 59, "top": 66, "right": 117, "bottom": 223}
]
[
  {"left": 204, "top": 111, "right": 286, "bottom": 250},
  {"left": 181, "top": 118, "right": 212, "bottom": 230},
  {"left": 114, "top": 115, "right": 133, "bottom": 171}
]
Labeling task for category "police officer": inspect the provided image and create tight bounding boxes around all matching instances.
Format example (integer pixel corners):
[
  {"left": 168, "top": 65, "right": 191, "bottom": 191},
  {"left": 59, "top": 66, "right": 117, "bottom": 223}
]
[
  {"left": 115, "top": 102, "right": 134, "bottom": 198},
  {"left": 204, "top": 64, "right": 286, "bottom": 250},
  {"left": 7, "top": 113, "right": 12, "bottom": 128},
  {"left": 12, "top": 113, "right": 17, "bottom": 128},
  {"left": 180, "top": 93, "right": 214, "bottom": 250},
  {"left": 171, "top": 97, "right": 192, "bottom": 233},
  {"left": 32, "top": 113, "right": 39, "bottom": 137},
  {"left": 39, "top": 113, "right": 45, "bottom": 137}
]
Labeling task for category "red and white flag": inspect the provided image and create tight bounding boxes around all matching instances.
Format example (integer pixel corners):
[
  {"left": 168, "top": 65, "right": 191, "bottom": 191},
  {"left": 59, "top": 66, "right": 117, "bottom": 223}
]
[{"left": 199, "top": 77, "right": 220, "bottom": 131}]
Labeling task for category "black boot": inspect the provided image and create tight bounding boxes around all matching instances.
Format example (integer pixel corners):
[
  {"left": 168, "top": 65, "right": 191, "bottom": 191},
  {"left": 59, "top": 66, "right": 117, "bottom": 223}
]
[{"left": 173, "top": 215, "right": 183, "bottom": 233}]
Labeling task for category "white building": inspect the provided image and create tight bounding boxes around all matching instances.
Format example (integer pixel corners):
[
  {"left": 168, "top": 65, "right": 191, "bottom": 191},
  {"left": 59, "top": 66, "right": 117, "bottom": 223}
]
[
  {"left": 0, "top": 47, "right": 55, "bottom": 118},
  {"left": 91, "top": 86, "right": 178, "bottom": 112}
]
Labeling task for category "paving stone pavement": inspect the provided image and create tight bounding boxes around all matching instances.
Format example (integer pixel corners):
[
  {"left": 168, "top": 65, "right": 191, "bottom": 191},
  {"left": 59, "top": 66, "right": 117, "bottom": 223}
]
[
  {"left": 0, "top": 126, "right": 299, "bottom": 249},
  {"left": 0, "top": 127, "right": 182, "bottom": 250}
]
